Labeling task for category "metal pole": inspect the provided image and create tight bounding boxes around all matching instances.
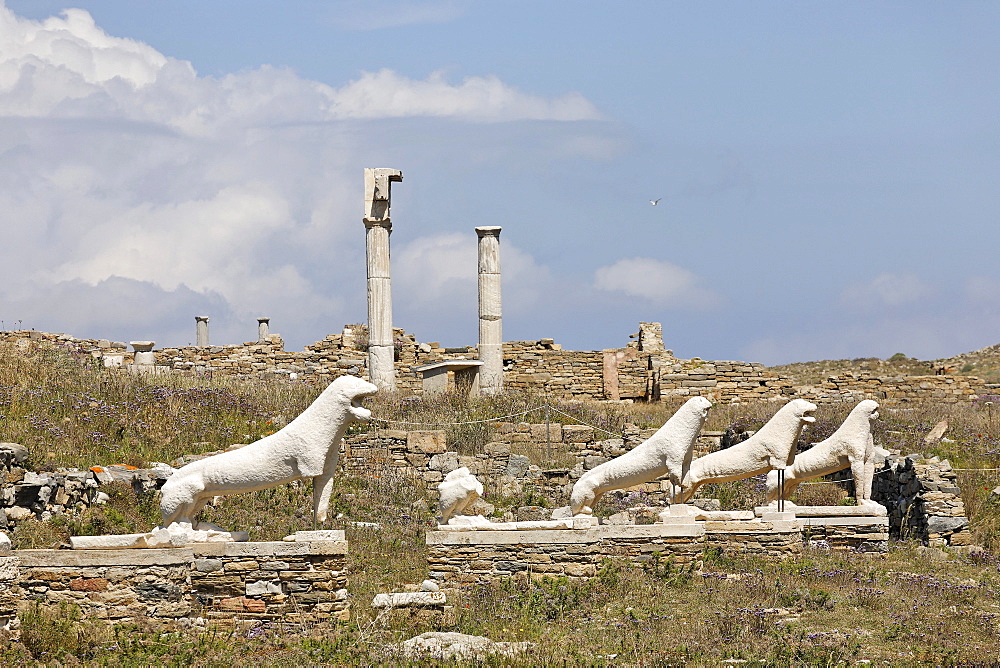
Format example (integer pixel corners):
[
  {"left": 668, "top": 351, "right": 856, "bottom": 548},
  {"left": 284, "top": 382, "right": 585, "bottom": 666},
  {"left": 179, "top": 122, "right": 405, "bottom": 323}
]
[
  {"left": 545, "top": 401, "right": 551, "bottom": 461},
  {"left": 778, "top": 469, "right": 785, "bottom": 513}
]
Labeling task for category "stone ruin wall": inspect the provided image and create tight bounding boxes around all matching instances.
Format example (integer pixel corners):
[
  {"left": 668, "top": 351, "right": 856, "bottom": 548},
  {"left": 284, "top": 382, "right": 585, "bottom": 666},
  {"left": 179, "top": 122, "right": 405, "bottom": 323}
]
[
  {"left": 0, "top": 327, "right": 992, "bottom": 407},
  {"left": 872, "top": 454, "right": 971, "bottom": 548},
  {"left": 0, "top": 540, "right": 350, "bottom": 632}
]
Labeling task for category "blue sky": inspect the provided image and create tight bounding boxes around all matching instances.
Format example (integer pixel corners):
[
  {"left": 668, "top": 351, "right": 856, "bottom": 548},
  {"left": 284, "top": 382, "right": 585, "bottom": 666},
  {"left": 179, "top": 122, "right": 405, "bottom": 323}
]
[{"left": 1, "top": 1, "right": 998, "bottom": 364}]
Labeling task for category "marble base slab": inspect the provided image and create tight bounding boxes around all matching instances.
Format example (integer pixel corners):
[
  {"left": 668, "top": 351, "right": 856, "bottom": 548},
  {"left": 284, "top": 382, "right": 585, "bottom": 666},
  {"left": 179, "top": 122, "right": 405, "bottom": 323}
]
[
  {"left": 755, "top": 504, "right": 887, "bottom": 518},
  {"left": 440, "top": 515, "right": 600, "bottom": 531},
  {"left": 70, "top": 524, "right": 249, "bottom": 549},
  {"left": 372, "top": 591, "right": 447, "bottom": 608},
  {"left": 427, "top": 522, "right": 705, "bottom": 546},
  {"left": 283, "top": 530, "right": 347, "bottom": 542}
]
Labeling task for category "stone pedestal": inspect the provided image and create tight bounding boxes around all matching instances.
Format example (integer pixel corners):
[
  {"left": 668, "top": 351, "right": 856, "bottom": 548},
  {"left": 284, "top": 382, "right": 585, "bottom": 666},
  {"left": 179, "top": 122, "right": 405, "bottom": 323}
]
[
  {"left": 130, "top": 341, "right": 156, "bottom": 366},
  {"left": 426, "top": 523, "right": 705, "bottom": 585},
  {"left": 476, "top": 226, "right": 503, "bottom": 395},
  {"left": 763, "top": 505, "right": 890, "bottom": 551},
  {"left": 657, "top": 504, "right": 701, "bottom": 526},
  {"left": 7, "top": 537, "right": 349, "bottom": 626}
]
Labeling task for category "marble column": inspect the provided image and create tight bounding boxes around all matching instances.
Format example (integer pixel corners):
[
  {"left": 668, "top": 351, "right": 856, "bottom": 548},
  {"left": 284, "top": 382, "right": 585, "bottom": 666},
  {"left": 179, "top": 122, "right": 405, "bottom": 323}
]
[
  {"left": 363, "top": 168, "right": 403, "bottom": 392},
  {"left": 195, "top": 316, "right": 209, "bottom": 347},
  {"left": 476, "top": 226, "right": 503, "bottom": 395},
  {"left": 257, "top": 317, "right": 270, "bottom": 342}
]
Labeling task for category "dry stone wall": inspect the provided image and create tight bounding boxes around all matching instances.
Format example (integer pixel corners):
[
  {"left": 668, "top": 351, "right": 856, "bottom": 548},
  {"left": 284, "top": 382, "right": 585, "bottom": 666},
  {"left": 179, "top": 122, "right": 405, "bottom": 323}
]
[
  {"left": 0, "top": 326, "right": 993, "bottom": 405},
  {"left": 426, "top": 527, "right": 707, "bottom": 585},
  {"left": 0, "top": 539, "right": 349, "bottom": 632},
  {"left": 872, "top": 454, "right": 972, "bottom": 547},
  {"left": 0, "top": 445, "right": 167, "bottom": 530}
]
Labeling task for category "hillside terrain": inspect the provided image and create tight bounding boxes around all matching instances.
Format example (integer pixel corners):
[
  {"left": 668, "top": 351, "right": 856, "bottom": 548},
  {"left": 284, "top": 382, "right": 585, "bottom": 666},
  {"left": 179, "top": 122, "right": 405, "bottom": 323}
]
[
  {"left": 769, "top": 342, "right": 1000, "bottom": 385},
  {"left": 2, "top": 341, "right": 1000, "bottom": 664}
]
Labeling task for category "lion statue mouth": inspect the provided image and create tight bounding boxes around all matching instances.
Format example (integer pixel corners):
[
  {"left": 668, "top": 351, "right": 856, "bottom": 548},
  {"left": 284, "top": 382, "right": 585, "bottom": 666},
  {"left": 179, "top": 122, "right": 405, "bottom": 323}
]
[
  {"left": 350, "top": 396, "right": 374, "bottom": 422},
  {"left": 347, "top": 383, "right": 378, "bottom": 422}
]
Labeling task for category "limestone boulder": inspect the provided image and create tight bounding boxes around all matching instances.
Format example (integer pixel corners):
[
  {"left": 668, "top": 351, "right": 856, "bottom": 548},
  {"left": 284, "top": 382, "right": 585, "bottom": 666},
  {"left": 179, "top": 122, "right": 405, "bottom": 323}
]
[{"left": 0, "top": 443, "right": 28, "bottom": 467}]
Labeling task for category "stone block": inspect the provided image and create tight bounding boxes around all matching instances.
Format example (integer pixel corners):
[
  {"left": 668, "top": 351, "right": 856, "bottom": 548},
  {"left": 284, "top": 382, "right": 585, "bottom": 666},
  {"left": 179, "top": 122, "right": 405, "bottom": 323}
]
[
  {"left": 192, "top": 541, "right": 310, "bottom": 558},
  {"left": 505, "top": 455, "right": 531, "bottom": 478},
  {"left": 69, "top": 577, "right": 108, "bottom": 591},
  {"left": 484, "top": 442, "right": 511, "bottom": 457},
  {"left": 245, "top": 580, "right": 282, "bottom": 596},
  {"left": 562, "top": 426, "right": 594, "bottom": 443},
  {"left": 218, "top": 596, "right": 267, "bottom": 613},
  {"left": 16, "top": 548, "right": 193, "bottom": 568},
  {"left": 428, "top": 452, "right": 460, "bottom": 473},
  {"left": 530, "top": 424, "right": 562, "bottom": 443},
  {"left": 408, "top": 431, "right": 447, "bottom": 455},
  {"left": 927, "top": 515, "right": 968, "bottom": 534},
  {"left": 194, "top": 558, "right": 223, "bottom": 572},
  {"left": 564, "top": 564, "right": 596, "bottom": 577},
  {"left": 0, "top": 556, "right": 19, "bottom": 581},
  {"left": 371, "top": 591, "right": 446, "bottom": 608},
  {"left": 224, "top": 560, "right": 260, "bottom": 572}
]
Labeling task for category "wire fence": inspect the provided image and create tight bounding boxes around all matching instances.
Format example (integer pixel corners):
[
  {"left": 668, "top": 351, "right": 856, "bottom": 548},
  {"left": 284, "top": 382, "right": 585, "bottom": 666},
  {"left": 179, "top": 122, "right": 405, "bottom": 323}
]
[
  {"left": 368, "top": 402, "right": 1000, "bottom": 482},
  {"left": 370, "top": 402, "right": 621, "bottom": 437}
]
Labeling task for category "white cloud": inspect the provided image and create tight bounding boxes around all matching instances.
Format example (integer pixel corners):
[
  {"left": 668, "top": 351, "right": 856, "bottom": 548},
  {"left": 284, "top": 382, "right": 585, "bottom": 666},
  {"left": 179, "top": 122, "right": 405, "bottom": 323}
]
[
  {"left": 394, "top": 232, "right": 553, "bottom": 309},
  {"left": 839, "top": 272, "right": 932, "bottom": 310},
  {"left": 0, "top": 8, "right": 601, "bottom": 131},
  {"left": 387, "top": 232, "right": 558, "bottom": 345},
  {"left": 328, "top": 69, "right": 601, "bottom": 122},
  {"left": 395, "top": 233, "right": 477, "bottom": 305},
  {"left": 0, "top": 4, "right": 607, "bottom": 349},
  {"left": 593, "top": 257, "right": 717, "bottom": 307}
]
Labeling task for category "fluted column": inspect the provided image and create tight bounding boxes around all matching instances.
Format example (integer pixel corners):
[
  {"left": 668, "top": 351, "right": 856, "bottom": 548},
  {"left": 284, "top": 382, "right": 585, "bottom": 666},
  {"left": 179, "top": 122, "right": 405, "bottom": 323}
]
[
  {"left": 477, "top": 226, "right": 503, "bottom": 395},
  {"left": 363, "top": 168, "right": 403, "bottom": 391},
  {"left": 257, "top": 317, "right": 270, "bottom": 342}
]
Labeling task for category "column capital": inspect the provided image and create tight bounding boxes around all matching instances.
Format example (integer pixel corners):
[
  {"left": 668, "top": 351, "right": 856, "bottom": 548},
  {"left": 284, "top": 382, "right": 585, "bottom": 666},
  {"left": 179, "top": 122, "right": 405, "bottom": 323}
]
[
  {"left": 363, "top": 167, "right": 403, "bottom": 223},
  {"left": 195, "top": 316, "right": 210, "bottom": 323},
  {"left": 257, "top": 317, "right": 270, "bottom": 324},
  {"left": 475, "top": 226, "right": 502, "bottom": 238},
  {"left": 364, "top": 219, "right": 393, "bottom": 231}
]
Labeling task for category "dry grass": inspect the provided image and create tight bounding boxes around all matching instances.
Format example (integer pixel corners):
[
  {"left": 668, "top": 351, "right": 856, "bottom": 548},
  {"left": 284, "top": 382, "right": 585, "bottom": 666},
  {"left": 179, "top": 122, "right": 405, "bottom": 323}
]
[
  {"left": 5, "top": 546, "right": 1000, "bottom": 665},
  {"left": 5, "top": 343, "right": 1000, "bottom": 663}
]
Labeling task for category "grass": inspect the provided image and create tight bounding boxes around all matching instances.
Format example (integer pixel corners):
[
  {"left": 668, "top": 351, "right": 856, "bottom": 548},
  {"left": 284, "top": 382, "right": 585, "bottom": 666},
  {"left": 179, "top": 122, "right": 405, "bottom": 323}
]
[
  {"left": 4, "top": 546, "right": 1000, "bottom": 665},
  {"left": 4, "top": 340, "right": 1000, "bottom": 663}
]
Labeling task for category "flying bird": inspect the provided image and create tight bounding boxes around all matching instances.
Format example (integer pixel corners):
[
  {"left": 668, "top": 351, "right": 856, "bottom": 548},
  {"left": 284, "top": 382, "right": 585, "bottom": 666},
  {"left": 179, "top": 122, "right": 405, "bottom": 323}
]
[{"left": 650, "top": 198, "right": 661, "bottom": 206}]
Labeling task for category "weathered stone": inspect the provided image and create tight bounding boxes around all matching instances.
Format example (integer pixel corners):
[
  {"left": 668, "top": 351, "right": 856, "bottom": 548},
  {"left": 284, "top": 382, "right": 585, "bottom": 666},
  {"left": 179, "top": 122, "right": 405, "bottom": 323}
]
[
  {"left": 218, "top": 596, "right": 266, "bottom": 613},
  {"left": 194, "top": 558, "right": 224, "bottom": 572},
  {"left": 69, "top": 577, "right": 108, "bottom": 591},
  {"left": 926, "top": 515, "right": 968, "bottom": 535},
  {"left": 505, "top": 455, "right": 531, "bottom": 478},
  {"left": 428, "top": 452, "right": 460, "bottom": 473}
]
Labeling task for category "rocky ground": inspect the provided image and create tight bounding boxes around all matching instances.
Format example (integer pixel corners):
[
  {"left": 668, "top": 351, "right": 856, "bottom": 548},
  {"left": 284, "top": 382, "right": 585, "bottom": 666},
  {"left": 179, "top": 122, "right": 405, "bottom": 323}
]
[{"left": 769, "top": 343, "right": 1000, "bottom": 385}]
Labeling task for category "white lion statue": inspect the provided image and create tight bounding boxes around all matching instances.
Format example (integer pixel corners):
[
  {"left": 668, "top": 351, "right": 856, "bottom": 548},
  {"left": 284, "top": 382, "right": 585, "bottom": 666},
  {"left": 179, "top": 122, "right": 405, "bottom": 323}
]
[
  {"left": 438, "top": 467, "right": 484, "bottom": 523},
  {"left": 570, "top": 396, "right": 712, "bottom": 516},
  {"left": 676, "top": 398, "right": 817, "bottom": 503},
  {"left": 765, "top": 399, "right": 885, "bottom": 507},
  {"left": 159, "top": 375, "right": 377, "bottom": 529}
]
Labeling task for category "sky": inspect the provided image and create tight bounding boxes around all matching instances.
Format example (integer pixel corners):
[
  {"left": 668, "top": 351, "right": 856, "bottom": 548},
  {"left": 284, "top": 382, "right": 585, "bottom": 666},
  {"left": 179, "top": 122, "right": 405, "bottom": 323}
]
[{"left": 1, "top": 1, "right": 998, "bottom": 365}]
